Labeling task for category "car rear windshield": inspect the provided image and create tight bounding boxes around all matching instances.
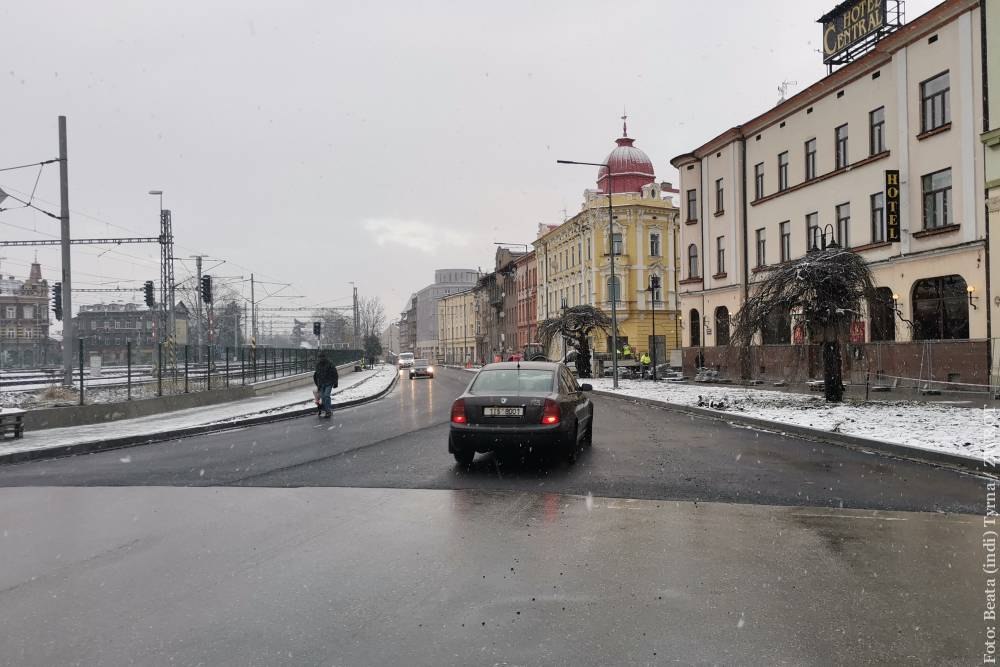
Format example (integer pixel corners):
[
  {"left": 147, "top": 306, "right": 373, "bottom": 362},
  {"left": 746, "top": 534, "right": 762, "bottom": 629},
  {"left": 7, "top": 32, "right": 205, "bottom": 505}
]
[{"left": 469, "top": 369, "right": 553, "bottom": 394}]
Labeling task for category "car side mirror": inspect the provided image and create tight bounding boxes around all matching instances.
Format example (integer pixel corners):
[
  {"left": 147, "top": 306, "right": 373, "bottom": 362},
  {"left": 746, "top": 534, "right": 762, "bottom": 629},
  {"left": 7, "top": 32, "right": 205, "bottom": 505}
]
[{"left": 580, "top": 383, "right": 593, "bottom": 392}]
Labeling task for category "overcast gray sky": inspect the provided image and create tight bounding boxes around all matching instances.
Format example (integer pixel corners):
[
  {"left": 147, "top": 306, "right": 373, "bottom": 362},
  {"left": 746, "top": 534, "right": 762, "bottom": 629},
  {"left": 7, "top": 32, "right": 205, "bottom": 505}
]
[{"left": 0, "top": 0, "right": 938, "bottom": 327}]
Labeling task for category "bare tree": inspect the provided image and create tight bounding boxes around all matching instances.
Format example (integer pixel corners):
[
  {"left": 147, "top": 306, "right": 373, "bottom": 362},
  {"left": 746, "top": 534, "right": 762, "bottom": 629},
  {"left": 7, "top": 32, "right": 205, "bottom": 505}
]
[
  {"left": 358, "top": 296, "right": 386, "bottom": 340},
  {"left": 538, "top": 305, "right": 615, "bottom": 378},
  {"left": 730, "top": 247, "right": 877, "bottom": 402}
]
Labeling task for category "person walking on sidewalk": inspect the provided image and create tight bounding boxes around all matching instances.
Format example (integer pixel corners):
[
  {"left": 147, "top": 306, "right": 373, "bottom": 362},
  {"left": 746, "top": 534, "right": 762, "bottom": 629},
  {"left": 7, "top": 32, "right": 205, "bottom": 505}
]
[{"left": 313, "top": 353, "right": 339, "bottom": 419}]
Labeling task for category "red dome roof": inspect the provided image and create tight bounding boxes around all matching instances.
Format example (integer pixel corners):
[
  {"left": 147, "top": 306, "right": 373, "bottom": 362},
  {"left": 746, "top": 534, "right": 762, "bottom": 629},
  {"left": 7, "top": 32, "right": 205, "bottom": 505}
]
[{"left": 597, "top": 136, "right": 655, "bottom": 194}]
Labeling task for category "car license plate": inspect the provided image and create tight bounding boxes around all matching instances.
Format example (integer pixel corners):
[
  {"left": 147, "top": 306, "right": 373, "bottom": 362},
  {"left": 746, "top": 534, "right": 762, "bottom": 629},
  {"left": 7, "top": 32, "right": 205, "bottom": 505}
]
[{"left": 484, "top": 406, "right": 523, "bottom": 417}]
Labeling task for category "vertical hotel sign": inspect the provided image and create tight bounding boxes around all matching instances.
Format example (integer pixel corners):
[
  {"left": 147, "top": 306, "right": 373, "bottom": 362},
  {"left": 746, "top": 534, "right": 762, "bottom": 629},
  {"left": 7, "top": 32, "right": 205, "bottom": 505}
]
[
  {"left": 885, "top": 169, "right": 901, "bottom": 242},
  {"left": 821, "top": 0, "right": 887, "bottom": 64}
]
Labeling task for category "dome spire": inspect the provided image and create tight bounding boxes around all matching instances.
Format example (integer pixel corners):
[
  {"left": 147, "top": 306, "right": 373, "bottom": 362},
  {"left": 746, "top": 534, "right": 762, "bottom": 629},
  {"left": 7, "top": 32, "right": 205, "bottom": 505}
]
[{"left": 621, "top": 108, "right": 628, "bottom": 138}]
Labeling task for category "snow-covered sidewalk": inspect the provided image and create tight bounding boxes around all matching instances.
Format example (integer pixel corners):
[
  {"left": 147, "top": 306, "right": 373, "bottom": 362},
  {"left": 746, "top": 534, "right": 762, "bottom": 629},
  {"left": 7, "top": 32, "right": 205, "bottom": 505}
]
[
  {"left": 0, "top": 364, "right": 398, "bottom": 459},
  {"left": 590, "top": 378, "right": 999, "bottom": 463}
]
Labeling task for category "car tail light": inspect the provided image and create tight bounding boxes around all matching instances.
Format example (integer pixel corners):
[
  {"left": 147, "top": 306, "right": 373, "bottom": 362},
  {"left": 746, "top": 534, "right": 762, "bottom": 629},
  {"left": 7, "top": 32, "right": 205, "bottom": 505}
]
[
  {"left": 451, "top": 399, "right": 467, "bottom": 424},
  {"left": 540, "top": 399, "right": 560, "bottom": 425}
]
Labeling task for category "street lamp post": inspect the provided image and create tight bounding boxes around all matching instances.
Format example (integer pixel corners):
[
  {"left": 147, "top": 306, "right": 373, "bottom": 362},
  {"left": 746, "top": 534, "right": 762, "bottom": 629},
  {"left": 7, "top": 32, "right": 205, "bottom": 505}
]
[
  {"left": 646, "top": 275, "right": 660, "bottom": 381},
  {"left": 557, "top": 159, "right": 619, "bottom": 388}
]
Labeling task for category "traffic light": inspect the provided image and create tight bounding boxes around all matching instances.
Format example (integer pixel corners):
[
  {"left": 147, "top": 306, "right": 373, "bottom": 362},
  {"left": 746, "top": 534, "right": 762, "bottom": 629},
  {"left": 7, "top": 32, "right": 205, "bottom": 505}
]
[
  {"left": 200, "top": 275, "right": 213, "bottom": 304},
  {"left": 143, "top": 280, "right": 155, "bottom": 308},
  {"left": 51, "top": 282, "right": 62, "bottom": 321},
  {"left": 313, "top": 321, "right": 321, "bottom": 337}
]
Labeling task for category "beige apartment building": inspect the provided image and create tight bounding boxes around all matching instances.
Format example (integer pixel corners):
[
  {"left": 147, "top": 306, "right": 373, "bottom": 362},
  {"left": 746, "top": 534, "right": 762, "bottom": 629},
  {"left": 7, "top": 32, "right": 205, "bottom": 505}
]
[
  {"left": 437, "top": 288, "right": 476, "bottom": 365},
  {"left": 672, "top": 0, "right": 990, "bottom": 386}
]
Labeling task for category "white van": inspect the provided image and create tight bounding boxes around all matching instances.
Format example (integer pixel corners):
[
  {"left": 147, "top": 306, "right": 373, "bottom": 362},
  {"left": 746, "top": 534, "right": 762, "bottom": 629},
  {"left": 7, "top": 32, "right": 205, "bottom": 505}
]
[{"left": 397, "top": 352, "right": 415, "bottom": 369}]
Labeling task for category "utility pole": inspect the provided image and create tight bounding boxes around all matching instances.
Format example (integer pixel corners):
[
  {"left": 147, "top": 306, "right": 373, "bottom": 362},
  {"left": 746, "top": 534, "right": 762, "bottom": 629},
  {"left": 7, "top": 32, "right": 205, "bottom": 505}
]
[
  {"left": 352, "top": 284, "right": 360, "bottom": 348},
  {"left": 58, "top": 116, "right": 74, "bottom": 387},
  {"left": 250, "top": 273, "right": 256, "bottom": 344},
  {"left": 193, "top": 255, "right": 205, "bottom": 360}
]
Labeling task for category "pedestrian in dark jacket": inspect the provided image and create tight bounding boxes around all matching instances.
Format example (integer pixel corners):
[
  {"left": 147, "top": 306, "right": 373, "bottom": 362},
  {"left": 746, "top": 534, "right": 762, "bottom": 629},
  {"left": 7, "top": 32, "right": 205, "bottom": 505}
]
[{"left": 313, "top": 353, "right": 339, "bottom": 418}]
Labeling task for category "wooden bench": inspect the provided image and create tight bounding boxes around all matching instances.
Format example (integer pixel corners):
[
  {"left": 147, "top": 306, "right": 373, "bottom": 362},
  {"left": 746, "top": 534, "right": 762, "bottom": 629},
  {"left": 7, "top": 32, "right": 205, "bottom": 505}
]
[{"left": 0, "top": 409, "right": 25, "bottom": 440}]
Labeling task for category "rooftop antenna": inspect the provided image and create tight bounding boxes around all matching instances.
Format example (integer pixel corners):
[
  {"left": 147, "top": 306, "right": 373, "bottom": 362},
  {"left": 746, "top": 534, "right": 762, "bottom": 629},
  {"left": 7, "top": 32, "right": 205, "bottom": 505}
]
[{"left": 778, "top": 80, "right": 798, "bottom": 104}]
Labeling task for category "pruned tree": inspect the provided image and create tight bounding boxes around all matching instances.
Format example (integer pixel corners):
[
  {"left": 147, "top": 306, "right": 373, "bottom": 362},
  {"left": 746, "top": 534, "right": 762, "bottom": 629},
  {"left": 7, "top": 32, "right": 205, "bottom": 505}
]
[
  {"left": 538, "top": 305, "right": 615, "bottom": 379},
  {"left": 730, "top": 247, "right": 878, "bottom": 402}
]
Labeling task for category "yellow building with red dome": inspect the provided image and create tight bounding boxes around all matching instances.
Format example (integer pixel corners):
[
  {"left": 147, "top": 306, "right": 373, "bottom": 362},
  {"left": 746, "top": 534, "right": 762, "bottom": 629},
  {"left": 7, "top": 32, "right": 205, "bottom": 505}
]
[{"left": 534, "top": 125, "right": 681, "bottom": 366}]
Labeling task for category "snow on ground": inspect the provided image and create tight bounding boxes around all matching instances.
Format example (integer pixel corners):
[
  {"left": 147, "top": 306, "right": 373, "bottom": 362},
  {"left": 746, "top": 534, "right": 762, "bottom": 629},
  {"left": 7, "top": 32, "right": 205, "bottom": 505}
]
[
  {"left": 590, "top": 377, "right": 999, "bottom": 462},
  {"left": 0, "top": 364, "right": 397, "bottom": 458}
]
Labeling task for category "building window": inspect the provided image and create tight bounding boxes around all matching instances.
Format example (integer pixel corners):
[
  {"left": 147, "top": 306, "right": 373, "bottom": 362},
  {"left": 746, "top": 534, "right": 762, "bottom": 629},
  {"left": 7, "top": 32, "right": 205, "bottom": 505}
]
[
  {"left": 23, "top": 305, "right": 34, "bottom": 320},
  {"left": 921, "top": 71, "right": 950, "bottom": 133},
  {"left": 715, "top": 178, "right": 724, "bottom": 213},
  {"left": 606, "top": 275, "right": 621, "bottom": 303},
  {"left": 869, "top": 106, "right": 885, "bottom": 154},
  {"left": 835, "top": 203, "right": 850, "bottom": 248},
  {"left": 806, "top": 212, "right": 819, "bottom": 250},
  {"left": 612, "top": 232, "right": 623, "bottom": 255},
  {"left": 6, "top": 328, "right": 14, "bottom": 339},
  {"left": 686, "top": 189, "right": 698, "bottom": 221},
  {"left": 804, "top": 138, "right": 817, "bottom": 180},
  {"left": 716, "top": 236, "right": 725, "bottom": 274},
  {"left": 4, "top": 307, "right": 14, "bottom": 319},
  {"left": 649, "top": 233, "right": 661, "bottom": 257},
  {"left": 779, "top": 221, "right": 791, "bottom": 262},
  {"left": 869, "top": 287, "right": 896, "bottom": 342},
  {"left": 755, "top": 228, "right": 766, "bottom": 268},
  {"left": 687, "top": 244, "right": 699, "bottom": 279},
  {"left": 871, "top": 192, "right": 885, "bottom": 243},
  {"left": 715, "top": 306, "right": 730, "bottom": 346},
  {"left": 835, "top": 124, "right": 849, "bottom": 169},
  {"left": 91, "top": 320, "right": 97, "bottom": 330},
  {"left": 922, "top": 168, "right": 952, "bottom": 229},
  {"left": 690, "top": 309, "right": 701, "bottom": 347},
  {"left": 650, "top": 275, "right": 662, "bottom": 303},
  {"left": 778, "top": 152, "right": 789, "bottom": 191},
  {"left": 912, "top": 274, "right": 969, "bottom": 340},
  {"left": 754, "top": 163, "right": 764, "bottom": 200},
  {"left": 762, "top": 308, "right": 791, "bottom": 344}
]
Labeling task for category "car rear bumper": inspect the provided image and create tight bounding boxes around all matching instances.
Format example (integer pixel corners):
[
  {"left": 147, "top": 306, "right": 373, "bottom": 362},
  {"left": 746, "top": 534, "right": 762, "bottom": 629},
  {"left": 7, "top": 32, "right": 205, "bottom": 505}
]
[{"left": 449, "top": 423, "right": 569, "bottom": 453}]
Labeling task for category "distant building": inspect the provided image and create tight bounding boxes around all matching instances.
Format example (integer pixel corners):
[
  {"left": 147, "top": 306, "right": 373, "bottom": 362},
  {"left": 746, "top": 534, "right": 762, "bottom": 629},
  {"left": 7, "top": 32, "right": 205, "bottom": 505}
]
[
  {"left": 437, "top": 288, "right": 476, "bottom": 364},
  {"left": 0, "top": 262, "right": 57, "bottom": 368},
  {"left": 408, "top": 269, "right": 479, "bottom": 360},
  {"left": 473, "top": 271, "right": 500, "bottom": 363},
  {"left": 75, "top": 302, "right": 189, "bottom": 365},
  {"left": 399, "top": 294, "right": 417, "bottom": 354},
  {"left": 514, "top": 250, "right": 538, "bottom": 351}
]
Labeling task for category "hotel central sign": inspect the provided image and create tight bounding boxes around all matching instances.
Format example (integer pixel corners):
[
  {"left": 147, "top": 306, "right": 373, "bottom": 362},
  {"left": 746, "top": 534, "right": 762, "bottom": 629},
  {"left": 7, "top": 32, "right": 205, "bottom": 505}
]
[{"left": 820, "top": 0, "right": 887, "bottom": 64}]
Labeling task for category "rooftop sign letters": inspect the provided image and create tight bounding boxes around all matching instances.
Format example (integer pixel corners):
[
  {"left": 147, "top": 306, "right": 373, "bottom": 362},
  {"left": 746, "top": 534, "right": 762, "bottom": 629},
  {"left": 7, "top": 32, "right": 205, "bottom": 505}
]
[{"left": 820, "top": 0, "right": 887, "bottom": 64}]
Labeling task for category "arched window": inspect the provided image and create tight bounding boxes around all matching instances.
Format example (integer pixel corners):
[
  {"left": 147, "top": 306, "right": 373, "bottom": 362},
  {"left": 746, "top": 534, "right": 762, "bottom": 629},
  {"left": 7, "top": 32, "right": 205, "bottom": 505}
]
[
  {"left": 690, "top": 309, "right": 701, "bottom": 347},
  {"left": 715, "top": 306, "right": 730, "bottom": 346},
  {"left": 607, "top": 275, "right": 621, "bottom": 303},
  {"left": 869, "top": 287, "right": 896, "bottom": 342},
  {"left": 912, "top": 275, "right": 969, "bottom": 340},
  {"left": 688, "top": 244, "right": 699, "bottom": 278}
]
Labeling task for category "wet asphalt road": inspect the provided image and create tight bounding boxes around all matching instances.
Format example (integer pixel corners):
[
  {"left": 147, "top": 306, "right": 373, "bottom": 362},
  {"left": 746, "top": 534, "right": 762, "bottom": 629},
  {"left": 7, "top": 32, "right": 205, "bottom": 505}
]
[
  {"left": 0, "top": 367, "right": 991, "bottom": 665},
  {"left": 0, "top": 367, "right": 986, "bottom": 514}
]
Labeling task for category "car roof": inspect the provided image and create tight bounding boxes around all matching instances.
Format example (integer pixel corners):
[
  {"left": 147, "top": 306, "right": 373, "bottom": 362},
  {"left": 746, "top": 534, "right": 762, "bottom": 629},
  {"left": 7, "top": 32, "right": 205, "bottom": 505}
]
[{"left": 478, "top": 361, "right": 563, "bottom": 371}]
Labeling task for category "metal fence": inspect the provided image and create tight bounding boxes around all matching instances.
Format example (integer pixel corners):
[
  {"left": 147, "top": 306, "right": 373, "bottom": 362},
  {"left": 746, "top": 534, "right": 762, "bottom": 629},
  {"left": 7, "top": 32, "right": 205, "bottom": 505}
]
[{"left": 1, "top": 344, "right": 362, "bottom": 405}]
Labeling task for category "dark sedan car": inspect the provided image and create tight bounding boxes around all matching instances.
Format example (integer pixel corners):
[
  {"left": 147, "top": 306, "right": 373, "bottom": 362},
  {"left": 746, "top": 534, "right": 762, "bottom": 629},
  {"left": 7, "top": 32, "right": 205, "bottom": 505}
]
[{"left": 448, "top": 361, "right": 594, "bottom": 465}]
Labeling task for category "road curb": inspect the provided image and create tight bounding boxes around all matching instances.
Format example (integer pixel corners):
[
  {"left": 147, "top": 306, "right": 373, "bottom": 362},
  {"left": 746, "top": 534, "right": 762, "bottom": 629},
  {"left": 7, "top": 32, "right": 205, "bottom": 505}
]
[
  {"left": 0, "top": 371, "right": 400, "bottom": 466},
  {"left": 589, "top": 388, "right": 993, "bottom": 476}
]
